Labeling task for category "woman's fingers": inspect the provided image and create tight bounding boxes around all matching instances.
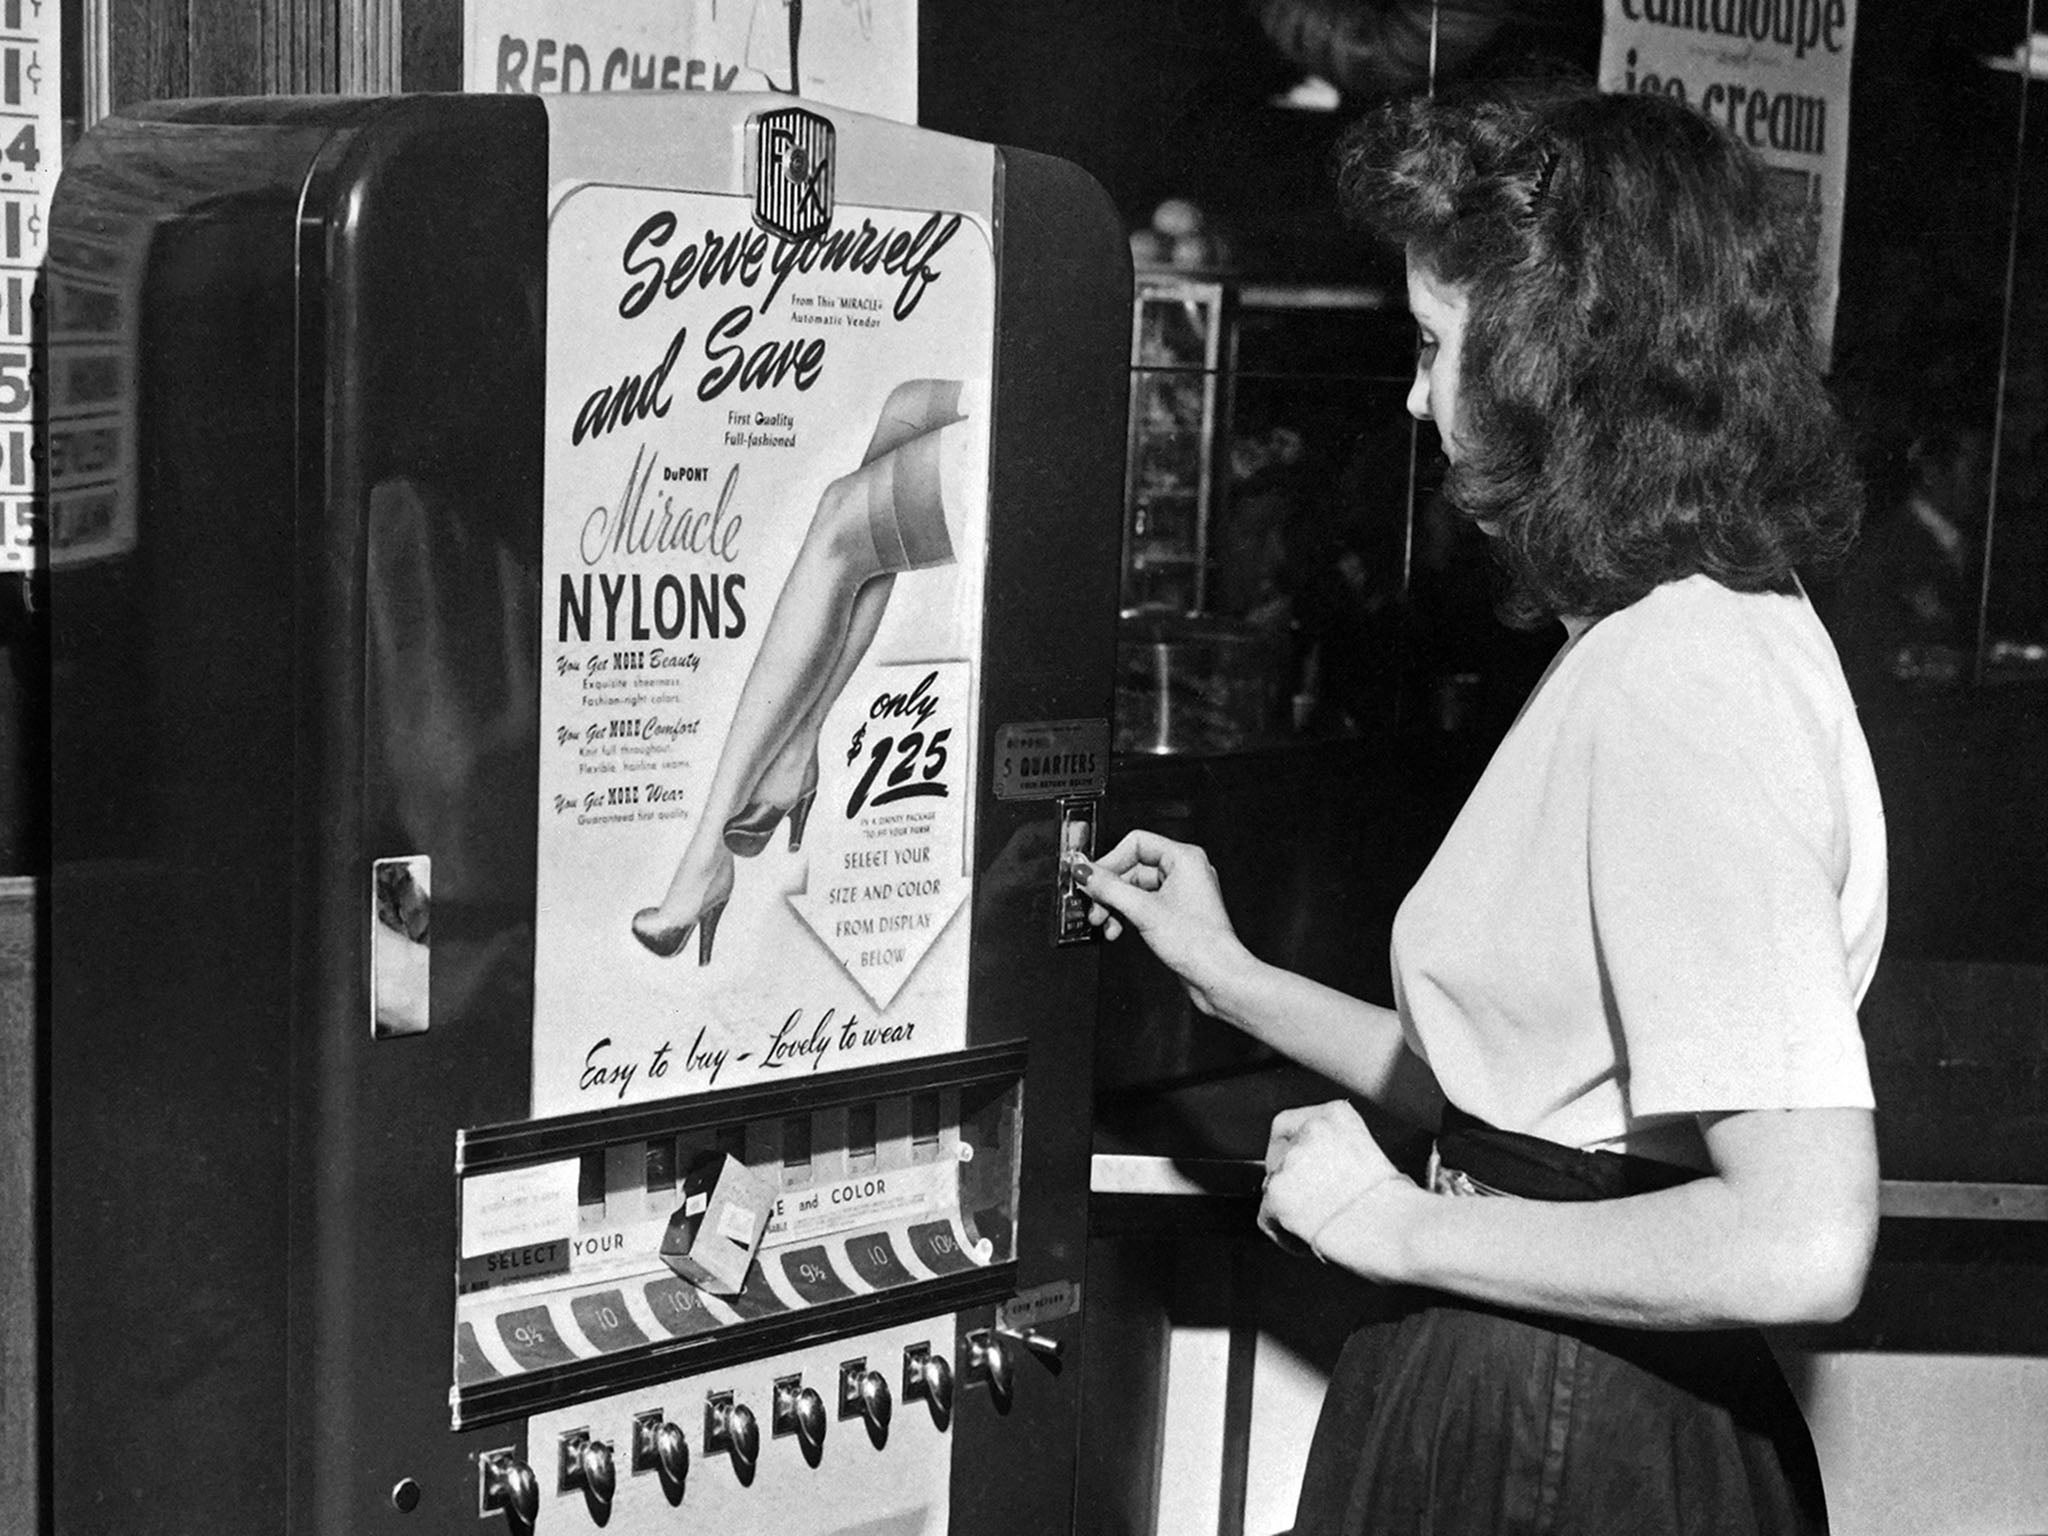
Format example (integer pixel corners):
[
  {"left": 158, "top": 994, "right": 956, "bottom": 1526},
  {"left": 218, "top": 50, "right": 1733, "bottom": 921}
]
[
  {"left": 1270, "top": 1104, "right": 1325, "bottom": 1140},
  {"left": 1256, "top": 1200, "right": 1312, "bottom": 1257},
  {"left": 1264, "top": 1101, "right": 1373, "bottom": 1180},
  {"left": 1071, "top": 858, "right": 1140, "bottom": 918},
  {"left": 1069, "top": 830, "right": 1189, "bottom": 909},
  {"left": 1264, "top": 1107, "right": 1317, "bottom": 1174},
  {"left": 1087, "top": 828, "right": 1157, "bottom": 875},
  {"left": 1081, "top": 893, "right": 1124, "bottom": 942},
  {"left": 1067, "top": 827, "right": 1239, "bottom": 1002},
  {"left": 1088, "top": 827, "right": 1194, "bottom": 878},
  {"left": 1261, "top": 1101, "right": 1406, "bottom": 1250},
  {"left": 1068, "top": 849, "right": 1164, "bottom": 928}
]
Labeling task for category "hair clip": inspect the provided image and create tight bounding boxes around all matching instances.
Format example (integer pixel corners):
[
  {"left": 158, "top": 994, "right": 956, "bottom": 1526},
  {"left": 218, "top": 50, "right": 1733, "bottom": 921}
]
[{"left": 1525, "top": 150, "right": 1560, "bottom": 222}]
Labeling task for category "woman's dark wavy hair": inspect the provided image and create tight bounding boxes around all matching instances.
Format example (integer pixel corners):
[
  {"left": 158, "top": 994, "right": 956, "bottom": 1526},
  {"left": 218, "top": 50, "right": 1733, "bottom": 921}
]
[{"left": 1336, "top": 86, "right": 1863, "bottom": 624}]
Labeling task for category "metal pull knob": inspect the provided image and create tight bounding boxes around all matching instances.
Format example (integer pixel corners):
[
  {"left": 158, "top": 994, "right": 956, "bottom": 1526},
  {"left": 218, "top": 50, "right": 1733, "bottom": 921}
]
[
  {"left": 922, "top": 1350, "right": 954, "bottom": 1418},
  {"left": 728, "top": 1402, "right": 761, "bottom": 1477},
  {"left": 793, "top": 1386, "right": 828, "bottom": 1457},
  {"left": 578, "top": 1438, "right": 616, "bottom": 1505},
  {"left": 481, "top": 1452, "right": 540, "bottom": 1533},
  {"left": 999, "top": 1325, "right": 1065, "bottom": 1364},
  {"left": 858, "top": 1369, "right": 893, "bottom": 1433},
  {"left": 969, "top": 1331, "right": 1014, "bottom": 1400},
  {"left": 653, "top": 1419, "right": 690, "bottom": 1492}
]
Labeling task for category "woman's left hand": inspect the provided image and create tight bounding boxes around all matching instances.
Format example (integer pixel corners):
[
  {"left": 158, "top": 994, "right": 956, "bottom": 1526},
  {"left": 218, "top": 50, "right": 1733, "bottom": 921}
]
[{"left": 1259, "top": 1100, "right": 1419, "bottom": 1269}]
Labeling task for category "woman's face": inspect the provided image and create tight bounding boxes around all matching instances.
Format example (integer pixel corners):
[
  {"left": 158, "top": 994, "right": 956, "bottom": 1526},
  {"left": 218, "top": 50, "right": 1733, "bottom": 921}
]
[{"left": 1405, "top": 256, "right": 1471, "bottom": 462}]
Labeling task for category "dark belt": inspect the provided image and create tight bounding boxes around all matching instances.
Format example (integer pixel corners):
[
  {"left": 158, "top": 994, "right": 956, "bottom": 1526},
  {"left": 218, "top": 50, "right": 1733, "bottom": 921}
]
[{"left": 1431, "top": 1102, "right": 1704, "bottom": 1202}]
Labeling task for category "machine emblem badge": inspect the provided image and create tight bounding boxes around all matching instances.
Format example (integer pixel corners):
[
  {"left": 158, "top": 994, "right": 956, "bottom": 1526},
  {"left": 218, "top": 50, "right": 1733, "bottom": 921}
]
[{"left": 751, "top": 107, "right": 836, "bottom": 241}]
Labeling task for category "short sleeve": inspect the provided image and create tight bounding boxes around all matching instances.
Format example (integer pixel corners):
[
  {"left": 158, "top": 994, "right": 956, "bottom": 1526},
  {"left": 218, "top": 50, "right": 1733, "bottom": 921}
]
[{"left": 1585, "top": 645, "right": 1874, "bottom": 1118}]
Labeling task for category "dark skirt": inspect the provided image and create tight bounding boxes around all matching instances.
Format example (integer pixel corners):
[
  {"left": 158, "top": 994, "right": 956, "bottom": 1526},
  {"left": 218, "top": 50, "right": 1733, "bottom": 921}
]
[{"left": 1291, "top": 1107, "right": 1830, "bottom": 1536}]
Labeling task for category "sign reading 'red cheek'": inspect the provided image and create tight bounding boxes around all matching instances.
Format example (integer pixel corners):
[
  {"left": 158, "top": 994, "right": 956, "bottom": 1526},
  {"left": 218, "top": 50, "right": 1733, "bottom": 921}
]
[
  {"left": 530, "top": 111, "right": 997, "bottom": 1120},
  {"left": 463, "top": 0, "right": 919, "bottom": 125}
]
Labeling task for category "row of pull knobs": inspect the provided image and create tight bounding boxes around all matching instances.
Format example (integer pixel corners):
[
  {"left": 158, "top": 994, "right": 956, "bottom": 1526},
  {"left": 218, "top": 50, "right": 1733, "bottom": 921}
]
[{"left": 480, "top": 1331, "right": 1066, "bottom": 1531}]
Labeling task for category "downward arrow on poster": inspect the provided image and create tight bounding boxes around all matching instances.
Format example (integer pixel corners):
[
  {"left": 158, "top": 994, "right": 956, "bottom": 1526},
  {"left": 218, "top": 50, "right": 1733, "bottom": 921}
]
[
  {"left": 788, "top": 658, "right": 974, "bottom": 1008},
  {"left": 789, "top": 868, "right": 968, "bottom": 1009}
]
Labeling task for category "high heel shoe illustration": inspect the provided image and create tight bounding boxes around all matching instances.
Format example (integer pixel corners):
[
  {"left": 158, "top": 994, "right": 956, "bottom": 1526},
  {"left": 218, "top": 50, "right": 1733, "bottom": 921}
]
[
  {"left": 630, "top": 901, "right": 726, "bottom": 962},
  {"left": 724, "top": 737, "right": 820, "bottom": 856},
  {"left": 631, "top": 861, "right": 735, "bottom": 963},
  {"left": 724, "top": 784, "right": 818, "bottom": 856}
]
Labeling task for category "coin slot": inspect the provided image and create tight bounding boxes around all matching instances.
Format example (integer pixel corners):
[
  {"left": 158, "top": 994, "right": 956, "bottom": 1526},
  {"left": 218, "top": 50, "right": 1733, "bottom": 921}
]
[{"left": 1053, "top": 796, "right": 1099, "bottom": 945}]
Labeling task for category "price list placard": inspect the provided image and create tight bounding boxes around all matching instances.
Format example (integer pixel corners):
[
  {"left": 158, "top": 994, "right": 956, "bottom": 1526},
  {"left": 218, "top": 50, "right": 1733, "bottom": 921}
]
[{"left": 0, "top": 0, "right": 58, "bottom": 573}]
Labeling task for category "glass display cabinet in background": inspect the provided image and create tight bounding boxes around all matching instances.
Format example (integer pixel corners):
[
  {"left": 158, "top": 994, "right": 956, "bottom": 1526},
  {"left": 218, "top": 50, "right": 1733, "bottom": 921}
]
[
  {"left": 1117, "top": 271, "right": 1444, "bottom": 755},
  {"left": 1123, "top": 273, "right": 1226, "bottom": 618}
]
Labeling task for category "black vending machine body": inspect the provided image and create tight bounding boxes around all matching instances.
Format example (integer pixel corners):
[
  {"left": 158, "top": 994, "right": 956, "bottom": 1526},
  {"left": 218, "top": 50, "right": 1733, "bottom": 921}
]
[{"left": 47, "top": 93, "right": 1128, "bottom": 1536}]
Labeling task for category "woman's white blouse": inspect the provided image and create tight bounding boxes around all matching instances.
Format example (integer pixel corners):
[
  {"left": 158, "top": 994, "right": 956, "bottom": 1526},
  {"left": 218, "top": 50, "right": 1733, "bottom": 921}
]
[{"left": 1391, "top": 574, "right": 1886, "bottom": 1165}]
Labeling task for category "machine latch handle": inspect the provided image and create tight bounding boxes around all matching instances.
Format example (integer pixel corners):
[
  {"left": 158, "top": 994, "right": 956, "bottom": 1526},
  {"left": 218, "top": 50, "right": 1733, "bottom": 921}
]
[
  {"left": 480, "top": 1451, "right": 540, "bottom": 1533},
  {"left": 968, "top": 1329, "right": 1015, "bottom": 1401},
  {"left": 858, "top": 1368, "right": 893, "bottom": 1432},
  {"left": 998, "top": 1324, "right": 1065, "bottom": 1363},
  {"left": 728, "top": 1402, "right": 762, "bottom": 1476},
  {"left": 653, "top": 1418, "right": 690, "bottom": 1490}
]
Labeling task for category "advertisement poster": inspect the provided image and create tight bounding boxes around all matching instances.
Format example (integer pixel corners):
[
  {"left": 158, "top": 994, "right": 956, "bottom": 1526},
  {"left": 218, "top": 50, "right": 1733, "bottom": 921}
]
[
  {"left": 531, "top": 174, "right": 993, "bottom": 1119},
  {"left": 1599, "top": 0, "right": 1855, "bottom": 360},
  {"left": 464, "top": 0, "right": 917, "bottom": 125}
]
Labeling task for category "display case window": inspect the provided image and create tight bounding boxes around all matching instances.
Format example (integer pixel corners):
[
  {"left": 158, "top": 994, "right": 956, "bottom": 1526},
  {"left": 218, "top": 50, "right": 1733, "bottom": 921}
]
[{"left": 450, "top": 1045, "right": 1025, "bottom": 1427}]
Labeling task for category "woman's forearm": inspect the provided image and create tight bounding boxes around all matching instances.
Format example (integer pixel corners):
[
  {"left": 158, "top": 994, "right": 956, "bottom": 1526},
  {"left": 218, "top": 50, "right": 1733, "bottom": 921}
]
[
  {"left": 1074, "top": 832, "right": 1441, "bottom": 1127},
  {"left": 1309, "top": 1107, "right": 1879, "bottom": 1329},
  {"left": 1197, "top": 947, "right": 1444, "bottom": 1128}
]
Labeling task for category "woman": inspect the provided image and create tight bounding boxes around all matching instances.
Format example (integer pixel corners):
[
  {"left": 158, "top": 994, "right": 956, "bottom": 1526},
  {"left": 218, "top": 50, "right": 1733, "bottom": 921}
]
[{"left": 1074, "top": 87, "right": 1883, "bottom": 1533}]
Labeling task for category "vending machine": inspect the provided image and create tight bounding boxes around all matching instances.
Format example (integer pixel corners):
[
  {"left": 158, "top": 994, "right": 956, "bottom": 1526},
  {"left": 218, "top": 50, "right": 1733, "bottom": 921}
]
[{"left": 45, "top": 93, "right": 1128, "bottom": 1535}]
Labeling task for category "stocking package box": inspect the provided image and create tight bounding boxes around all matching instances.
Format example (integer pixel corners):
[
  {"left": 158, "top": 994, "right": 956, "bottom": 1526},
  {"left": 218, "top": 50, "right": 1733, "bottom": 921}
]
[{"left": 660, "top": 1155, "right": 775, "bottom": 1294}]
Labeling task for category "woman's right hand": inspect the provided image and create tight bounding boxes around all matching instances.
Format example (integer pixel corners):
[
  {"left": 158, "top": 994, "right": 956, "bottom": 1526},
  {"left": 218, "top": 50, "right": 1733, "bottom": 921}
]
[{"left": 1070, "top": 829, "right": 1253, "bottom": 1018}]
